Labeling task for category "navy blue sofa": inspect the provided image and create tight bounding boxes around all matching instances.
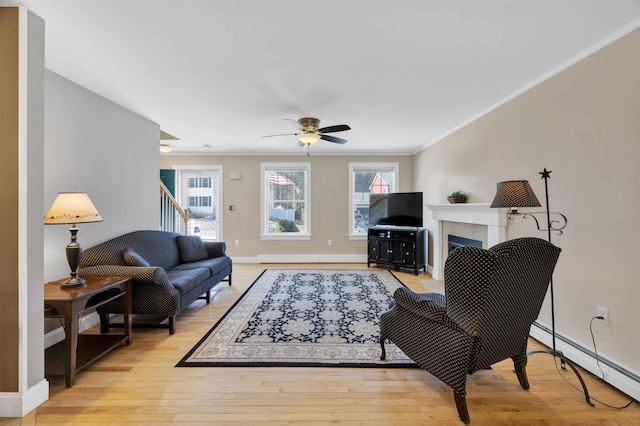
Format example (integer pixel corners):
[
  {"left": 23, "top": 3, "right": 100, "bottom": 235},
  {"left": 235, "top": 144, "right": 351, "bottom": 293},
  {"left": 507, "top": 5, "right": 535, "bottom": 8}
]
[{"left": 78, "top": 230, "right": 232, "bottom": 334}]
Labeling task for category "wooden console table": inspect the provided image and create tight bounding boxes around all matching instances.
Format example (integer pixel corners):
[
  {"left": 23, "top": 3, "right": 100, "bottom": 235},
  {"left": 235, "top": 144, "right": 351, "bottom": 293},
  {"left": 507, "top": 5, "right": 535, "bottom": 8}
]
[{"left": 44, "top": 276, "right": 132, "bottom": 387}]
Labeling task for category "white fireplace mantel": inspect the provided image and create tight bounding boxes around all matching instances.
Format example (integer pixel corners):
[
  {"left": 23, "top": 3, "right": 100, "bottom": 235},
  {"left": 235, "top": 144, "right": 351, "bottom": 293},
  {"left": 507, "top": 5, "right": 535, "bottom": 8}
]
[{"left": 427, "top": 203, "right": 509, "bottom": 280}]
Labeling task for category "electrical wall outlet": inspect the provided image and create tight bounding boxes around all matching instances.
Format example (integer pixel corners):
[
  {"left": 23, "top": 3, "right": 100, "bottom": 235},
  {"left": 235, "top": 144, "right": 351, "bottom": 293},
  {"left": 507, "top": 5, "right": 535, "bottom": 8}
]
[
  {"left": 596, "top": 306, "right": 609, "bottom": 325},
  {"left": 327, "top": 239, "right": 332, "bottom": 246},
  {"left": 235, "top": 240, "right": 239, "bottom": 246}
]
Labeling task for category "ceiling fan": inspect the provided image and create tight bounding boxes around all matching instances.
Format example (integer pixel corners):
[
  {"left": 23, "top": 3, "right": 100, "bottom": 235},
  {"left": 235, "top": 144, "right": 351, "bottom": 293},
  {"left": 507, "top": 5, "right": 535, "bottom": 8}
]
[{"left": 262, "top": 117, "right": 351, "bottom": 150}]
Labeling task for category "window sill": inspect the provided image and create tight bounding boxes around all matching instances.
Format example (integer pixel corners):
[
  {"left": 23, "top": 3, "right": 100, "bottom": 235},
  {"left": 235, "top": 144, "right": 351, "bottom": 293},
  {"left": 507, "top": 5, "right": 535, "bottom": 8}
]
[
  {"left": 348, "top": 233, "right": 367, "bottom": 241},
  {"left": 260, "top": 234, "right": 312, "bottom": 241}
]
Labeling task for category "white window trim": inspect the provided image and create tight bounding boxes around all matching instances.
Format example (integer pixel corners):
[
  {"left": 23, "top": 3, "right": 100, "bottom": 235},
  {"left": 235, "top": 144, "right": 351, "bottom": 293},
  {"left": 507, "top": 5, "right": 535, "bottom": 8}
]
[
  {"left": 348, "top": 162, "right": 399, "bottom": 240},
  {"left": 260, "top": 162, "right": 312, "bottom": 240}
]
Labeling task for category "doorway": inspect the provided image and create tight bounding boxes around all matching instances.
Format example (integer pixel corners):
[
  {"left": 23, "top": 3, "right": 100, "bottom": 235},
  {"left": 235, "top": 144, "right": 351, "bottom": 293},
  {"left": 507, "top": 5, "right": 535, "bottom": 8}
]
[{"left": 176, "top": 166, "right": 223, "bottom": 241}]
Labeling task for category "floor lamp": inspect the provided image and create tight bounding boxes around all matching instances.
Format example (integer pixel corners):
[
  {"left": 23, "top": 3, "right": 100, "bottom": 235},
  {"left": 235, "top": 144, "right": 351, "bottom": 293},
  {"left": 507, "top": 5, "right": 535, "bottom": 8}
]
[{"left": 490, "top": 168, "right": 594, "bottom": 406}]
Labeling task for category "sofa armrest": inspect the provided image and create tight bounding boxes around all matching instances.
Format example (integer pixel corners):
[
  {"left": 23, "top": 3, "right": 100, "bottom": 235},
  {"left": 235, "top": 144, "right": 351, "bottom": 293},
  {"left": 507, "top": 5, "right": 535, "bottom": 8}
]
[
  {"left": 79, "top": 265, "right": 177, "bottom": 296},
  {"left": 204, "top": 241, "right": 227, "bottom": 258},
  {"left": 392, "top": 287, "right": 446, "bottom": 322}
]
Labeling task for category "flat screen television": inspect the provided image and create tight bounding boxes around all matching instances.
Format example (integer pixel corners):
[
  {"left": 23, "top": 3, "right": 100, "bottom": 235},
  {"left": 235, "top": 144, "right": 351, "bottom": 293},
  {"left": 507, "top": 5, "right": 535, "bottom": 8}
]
[{"left": 369, "top": 192, "right": 423, "bottom": 228}]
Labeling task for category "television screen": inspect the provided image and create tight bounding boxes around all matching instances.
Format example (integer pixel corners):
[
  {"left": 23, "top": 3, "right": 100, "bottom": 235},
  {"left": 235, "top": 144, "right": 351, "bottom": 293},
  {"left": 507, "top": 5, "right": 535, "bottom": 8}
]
[{"left": 369, "top": 192, "right": 423, "bottom": 228}]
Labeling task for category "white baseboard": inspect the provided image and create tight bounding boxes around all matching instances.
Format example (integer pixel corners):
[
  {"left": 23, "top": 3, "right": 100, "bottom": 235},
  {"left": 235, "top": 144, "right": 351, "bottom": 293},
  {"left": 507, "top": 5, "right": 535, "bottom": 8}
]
[
  {"left": 231, "top": 254, "right": 368, "bottom": 264},
  {"left": 5, "top": 313, "right": 104, "bottom": 418},
  {"left": 530, "top": 322, "right": 640, "bottom": 402},
  {"left": 232, "top": 256, "right": 436, "bottom": 279},
  {"left": 44, "top": 312, "right": 101, "bottom": 349},
  {"left": 0, "top": 379, "right": 49, "bottom": 418}
]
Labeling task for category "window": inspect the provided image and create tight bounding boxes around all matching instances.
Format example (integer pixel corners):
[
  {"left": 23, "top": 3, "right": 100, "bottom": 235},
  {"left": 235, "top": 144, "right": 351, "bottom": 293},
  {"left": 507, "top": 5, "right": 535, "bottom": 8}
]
[
  {"left": 348, "top": 162, "right": 399, "bottom": 238},
  {"left": 188, "top": 196, "right": 212, "bottom": 207},
  {"left": 261, "top": 163, "right": 311, "bottom": 240},
  {"left": 188, "top": 177, "right": 212, "bottom": 188}
]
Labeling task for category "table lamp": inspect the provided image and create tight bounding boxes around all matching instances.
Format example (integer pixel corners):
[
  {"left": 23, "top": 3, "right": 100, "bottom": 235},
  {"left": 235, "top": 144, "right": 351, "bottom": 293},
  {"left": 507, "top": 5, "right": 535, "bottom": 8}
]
[{"left": 44, "top": 192, "right": 103, "bottom": 287}]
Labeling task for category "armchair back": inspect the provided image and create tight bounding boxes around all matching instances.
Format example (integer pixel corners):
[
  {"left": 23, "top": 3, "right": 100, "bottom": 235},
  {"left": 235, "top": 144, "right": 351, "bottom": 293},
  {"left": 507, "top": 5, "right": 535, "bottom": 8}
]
[{"left": 444, "top": 237, "right": 562, "bottom": 371}]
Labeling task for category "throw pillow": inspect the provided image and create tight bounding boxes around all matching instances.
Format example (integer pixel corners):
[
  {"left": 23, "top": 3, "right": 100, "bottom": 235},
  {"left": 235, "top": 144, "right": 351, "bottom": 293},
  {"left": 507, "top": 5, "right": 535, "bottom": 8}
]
[
  {"left": 176, "top": 235, "right": 209, "bottom": 263},
  {"left": 123, "top": 247, "right": 150, "bottom": 267}
]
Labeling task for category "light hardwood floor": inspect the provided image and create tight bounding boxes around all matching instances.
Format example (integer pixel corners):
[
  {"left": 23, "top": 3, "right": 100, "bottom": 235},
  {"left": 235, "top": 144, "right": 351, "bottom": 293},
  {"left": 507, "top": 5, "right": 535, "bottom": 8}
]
[{"left": 6, "top": 264, "right": 639, "bottom": 425}]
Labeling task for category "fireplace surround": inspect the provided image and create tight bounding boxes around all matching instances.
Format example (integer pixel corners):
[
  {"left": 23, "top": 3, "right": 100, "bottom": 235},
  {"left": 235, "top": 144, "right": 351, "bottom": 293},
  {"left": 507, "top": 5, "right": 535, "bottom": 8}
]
[{"left": 426, "top": 203, "right": 509, "bottom": 280}]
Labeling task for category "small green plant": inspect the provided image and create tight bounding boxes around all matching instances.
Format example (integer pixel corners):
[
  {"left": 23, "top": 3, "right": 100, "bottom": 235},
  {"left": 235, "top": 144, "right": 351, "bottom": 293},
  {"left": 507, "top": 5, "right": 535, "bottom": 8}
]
[
  {"left": 275, "top": 219, "right": 299, "bottom": 232},
  {"left": 448, "top": 191, "right": 466, "bottom": 199}
]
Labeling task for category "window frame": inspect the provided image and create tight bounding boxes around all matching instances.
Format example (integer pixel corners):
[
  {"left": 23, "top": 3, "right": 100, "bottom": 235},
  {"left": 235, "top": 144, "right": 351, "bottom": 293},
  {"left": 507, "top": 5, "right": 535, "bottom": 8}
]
[
  {"left": 348, "top": 162, "right": 399, "bottom": 240},
  {"left": 260, "top": 162, "right": 312, "bottom": 240}
]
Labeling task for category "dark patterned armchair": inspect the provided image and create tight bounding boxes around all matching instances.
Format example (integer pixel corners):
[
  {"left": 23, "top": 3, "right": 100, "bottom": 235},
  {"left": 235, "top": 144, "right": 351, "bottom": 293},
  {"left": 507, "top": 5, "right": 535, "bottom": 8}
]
[{"left": 380, "top": 237, "right": 561, "bottom": 424}]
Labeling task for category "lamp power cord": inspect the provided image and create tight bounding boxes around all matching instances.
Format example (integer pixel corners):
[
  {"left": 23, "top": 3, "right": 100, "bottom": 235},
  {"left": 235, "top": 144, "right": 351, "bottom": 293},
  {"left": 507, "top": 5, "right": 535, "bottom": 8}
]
[{"left": 553, "top": 316, "right": 634, "bottom": 409}]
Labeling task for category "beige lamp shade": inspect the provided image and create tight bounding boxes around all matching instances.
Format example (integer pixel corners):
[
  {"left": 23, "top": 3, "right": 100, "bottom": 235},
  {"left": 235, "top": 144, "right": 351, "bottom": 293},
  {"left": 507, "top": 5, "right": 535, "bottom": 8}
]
[
  {"left": 44, "top": 192, "right": 103, "bottom": 225},
  {"left": 490, "top": 180, "right": 541, "bottom": 209}
]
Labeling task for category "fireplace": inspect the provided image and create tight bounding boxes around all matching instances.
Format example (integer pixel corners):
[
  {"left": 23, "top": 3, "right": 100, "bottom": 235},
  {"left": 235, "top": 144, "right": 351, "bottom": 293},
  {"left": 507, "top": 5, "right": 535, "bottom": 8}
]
[
  {"left": 448, "top": 235, "right": 482, "bottom": 254},
  {"left": 426, "top": 203, "right": 509, "bottom": 280}
]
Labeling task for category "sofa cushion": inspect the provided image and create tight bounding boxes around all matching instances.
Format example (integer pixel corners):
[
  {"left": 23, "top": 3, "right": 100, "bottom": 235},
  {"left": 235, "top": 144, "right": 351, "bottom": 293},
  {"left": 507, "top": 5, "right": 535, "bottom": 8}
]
[
  {"left": 171, "top": 256, "right": 232, "bottom": 277},
  {"left": 122, "top": 248, "right": 151, "bottom": 267},
  {"left": 166, "top": 268, "right": 211, "bottom": 296},
  {"left": 176, "top": 235, "right": 209, "bottom": 263}
]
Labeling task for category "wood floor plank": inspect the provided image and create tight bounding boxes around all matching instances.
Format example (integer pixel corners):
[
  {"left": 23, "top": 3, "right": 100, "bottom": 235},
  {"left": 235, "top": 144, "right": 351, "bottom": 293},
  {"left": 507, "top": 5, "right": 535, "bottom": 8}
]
[{"left": 4, "top": 263, "right": 638, "bottom": 425}]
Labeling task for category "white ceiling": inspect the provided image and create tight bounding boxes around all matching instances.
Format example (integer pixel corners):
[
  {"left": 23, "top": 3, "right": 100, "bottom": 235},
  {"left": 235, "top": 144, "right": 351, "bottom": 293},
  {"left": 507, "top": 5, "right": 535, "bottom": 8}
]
[{"left": 8, "top": 0, "right": 640, "bottom": 155}]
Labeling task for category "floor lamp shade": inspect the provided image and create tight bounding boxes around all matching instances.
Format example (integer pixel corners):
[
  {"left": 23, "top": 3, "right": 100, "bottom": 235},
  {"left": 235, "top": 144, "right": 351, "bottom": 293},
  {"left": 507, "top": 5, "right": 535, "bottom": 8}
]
[
  {"left": 490, "top": 180, "right": 541, "bottom": 210},
  {"left": 44, "top": 192, "right": 103, "bottom": 287}
]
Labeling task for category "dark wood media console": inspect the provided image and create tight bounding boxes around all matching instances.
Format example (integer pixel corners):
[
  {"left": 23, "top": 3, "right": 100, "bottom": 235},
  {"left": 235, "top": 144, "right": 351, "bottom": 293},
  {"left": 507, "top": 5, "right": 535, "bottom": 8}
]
[{"left": 367, "top": 226, "right": 427, "bottom": 275}]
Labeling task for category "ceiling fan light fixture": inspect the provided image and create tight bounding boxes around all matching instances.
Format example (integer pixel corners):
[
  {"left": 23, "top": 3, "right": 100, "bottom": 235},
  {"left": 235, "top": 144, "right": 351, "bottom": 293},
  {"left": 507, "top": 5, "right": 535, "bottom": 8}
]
[
  {"left": 297, "top": 132, "right": 321, "bottom": 145},
  {"left": 159, "top": 143, "right": 173, "bottom": 153}
]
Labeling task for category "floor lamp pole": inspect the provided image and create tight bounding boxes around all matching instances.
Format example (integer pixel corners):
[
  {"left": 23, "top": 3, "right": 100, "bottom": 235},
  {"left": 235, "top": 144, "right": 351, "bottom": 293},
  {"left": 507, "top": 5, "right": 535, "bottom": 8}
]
[
  {"left": 542, "top": 170, "right": 556, "bottom": 352},
  {"left": 526, "top": 168, "right": 594, "bottom": 406}
]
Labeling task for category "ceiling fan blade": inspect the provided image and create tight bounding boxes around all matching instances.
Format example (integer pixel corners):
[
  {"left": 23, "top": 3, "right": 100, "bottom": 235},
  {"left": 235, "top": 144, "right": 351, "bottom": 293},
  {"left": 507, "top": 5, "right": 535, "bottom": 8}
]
[
  {"left": 262, "top": 133, "right": 296, "bottom": 138},
  {"left": 285, "top": 119, "right": 304, "bottom": 130},
  {"left": 296, "top": 140, "right": 305, "bottom": 147},
  {"left": 321, "top": 134, "right": 348, "bottom": 144},
  {"left": 318, "top": 124, "right": 351, "bottom": 133}
]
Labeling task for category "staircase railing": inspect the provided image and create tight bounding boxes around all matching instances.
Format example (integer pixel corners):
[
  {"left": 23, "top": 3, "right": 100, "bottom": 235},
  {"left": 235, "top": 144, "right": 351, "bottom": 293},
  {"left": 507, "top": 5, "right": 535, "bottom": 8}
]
[{"left": 160, "top": 180, "right": 188, "bottom": 234}]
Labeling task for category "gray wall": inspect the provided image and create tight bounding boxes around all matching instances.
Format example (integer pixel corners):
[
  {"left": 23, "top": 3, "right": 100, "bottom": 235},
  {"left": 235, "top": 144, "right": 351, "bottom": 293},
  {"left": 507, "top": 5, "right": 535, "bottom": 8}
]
[
  {"left": 42, "top": 69, "right": 160, "bottom": 357},
  {"left": 44, "top": 70, "right": 160, "bottom": 281},
  {"left": 414, "top": 29, "right": 640, "bottom": 374}
]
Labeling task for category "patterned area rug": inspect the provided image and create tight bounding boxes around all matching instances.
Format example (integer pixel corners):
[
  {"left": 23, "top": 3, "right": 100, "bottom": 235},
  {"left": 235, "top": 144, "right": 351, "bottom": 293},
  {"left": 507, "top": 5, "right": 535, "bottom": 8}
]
[{"left": 177, "top": 269, "right": 417, "bottom": 367}]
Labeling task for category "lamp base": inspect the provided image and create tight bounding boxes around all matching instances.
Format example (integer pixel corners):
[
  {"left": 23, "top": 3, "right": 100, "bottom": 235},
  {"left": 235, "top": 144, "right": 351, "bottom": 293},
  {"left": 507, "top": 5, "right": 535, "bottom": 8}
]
[
  {"left": 527, "top": 348, "right": 594, "bottom": 406},
  {"left": 60, "top": 275, "right": 87, "bottom": 288},
  {"left": 62, "top": 225, "right": 86, "bottom": 288}
]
